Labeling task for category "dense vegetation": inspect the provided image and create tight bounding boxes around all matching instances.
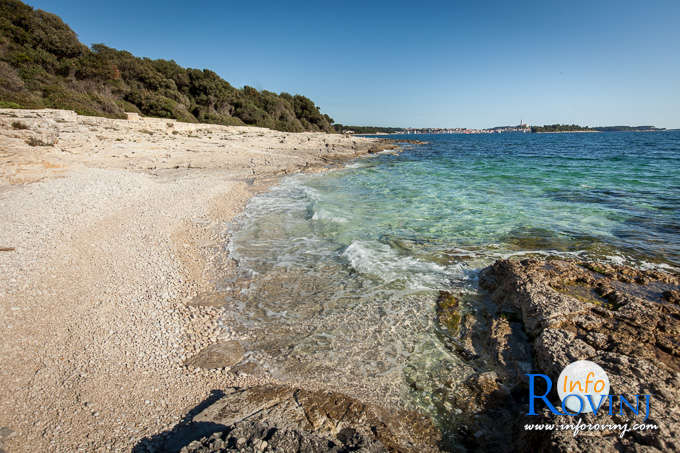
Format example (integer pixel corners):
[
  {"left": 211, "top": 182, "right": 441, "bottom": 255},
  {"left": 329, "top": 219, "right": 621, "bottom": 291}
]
[
  {"left": 0, "top": 0, "right": 334, "bottom": 131},
  {"left": 530, "top": 124, "right": 592, "bottom": 133},
  {"left": 531, "top": 124, "right": 664, "bottom": 133},
  {"left": 594, "top": 125, "right": 664, "bottom": 132},
  {"left": 333, "top": 124, "right": 405, "bottom": 134}
]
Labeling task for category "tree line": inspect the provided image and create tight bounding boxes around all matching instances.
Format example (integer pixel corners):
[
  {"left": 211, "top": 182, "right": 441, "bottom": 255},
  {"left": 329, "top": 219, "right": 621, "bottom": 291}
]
[{"left": 0, "top": 0, "right": 334, "bottom": 132}]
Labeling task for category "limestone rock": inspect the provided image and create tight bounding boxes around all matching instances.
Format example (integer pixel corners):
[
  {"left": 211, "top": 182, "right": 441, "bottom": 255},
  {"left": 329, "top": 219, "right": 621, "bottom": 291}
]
[
  {"left": 184, "top": 384, "right": 441, "bottom": 453},
  {"left": 478, "top": 258, "right": 680, "bottom": 452}
]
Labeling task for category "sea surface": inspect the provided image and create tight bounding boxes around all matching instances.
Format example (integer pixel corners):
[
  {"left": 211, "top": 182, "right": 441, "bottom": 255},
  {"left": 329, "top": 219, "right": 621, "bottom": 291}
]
[{"left": 222, "top": 131, "right": 679, "bottom": 435}]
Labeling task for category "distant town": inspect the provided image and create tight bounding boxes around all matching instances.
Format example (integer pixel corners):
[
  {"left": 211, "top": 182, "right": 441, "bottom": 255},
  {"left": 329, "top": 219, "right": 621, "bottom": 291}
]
[
  {"left": 334, "top": 123, "right": 666, "bottom": 135},
  {"left": 399, "top": 124, "right": 531, "bottom": 134}
]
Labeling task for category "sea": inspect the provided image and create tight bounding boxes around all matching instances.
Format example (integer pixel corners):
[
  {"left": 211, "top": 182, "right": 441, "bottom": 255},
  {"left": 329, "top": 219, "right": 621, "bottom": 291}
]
[{"left": 220, "top": 131, "right": 679, "bottom": 438}]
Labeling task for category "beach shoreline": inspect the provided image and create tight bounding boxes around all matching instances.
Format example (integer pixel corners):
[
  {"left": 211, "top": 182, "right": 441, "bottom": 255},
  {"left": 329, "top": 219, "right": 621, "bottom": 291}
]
[{"left": 0, "top": 108, "right": 397, "bottom": 452}]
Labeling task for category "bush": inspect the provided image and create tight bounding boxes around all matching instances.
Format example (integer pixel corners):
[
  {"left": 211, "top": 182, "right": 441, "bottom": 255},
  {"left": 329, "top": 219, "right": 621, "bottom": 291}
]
[
  {"left": 26, "top": 135, "right": 51, "bottom": 146},
  {"left": 0, "top": 101, "right": 23, "bottom": 108},
  {"left": 0, "top": 0, "right": 336, "bottom": 132},
  {"left": 11, "top": 120, "right": 29, "bottom": 129}
]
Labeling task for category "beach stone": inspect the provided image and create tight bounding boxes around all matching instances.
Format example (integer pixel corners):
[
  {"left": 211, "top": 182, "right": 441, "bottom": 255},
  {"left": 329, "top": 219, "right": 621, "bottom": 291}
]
[{"left": 184, "top": 341, "right": 244, "bottom": 369}]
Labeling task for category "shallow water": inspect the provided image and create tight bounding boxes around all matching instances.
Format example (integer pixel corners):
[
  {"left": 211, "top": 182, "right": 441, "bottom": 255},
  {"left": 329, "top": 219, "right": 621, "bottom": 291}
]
[{"left": 222, "top": 131, "right": 680, "bottom": 431}]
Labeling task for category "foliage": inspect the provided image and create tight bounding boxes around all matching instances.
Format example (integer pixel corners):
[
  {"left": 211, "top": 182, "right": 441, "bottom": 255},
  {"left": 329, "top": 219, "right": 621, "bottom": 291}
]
[
  {"left": 530, "top": 124, "right": 592, "bottom": 133},
  {"left": 333, "top": 124, "right": 405, "bottom": 134},
  {"left": 0, "top": 101, "right": 22, "bottom": 108},
  {"left": 0, "top": 0, "right": 334, "bottom": 132},
  {"left": 593, "top": 125, "right": 664, "bottom": 132}
]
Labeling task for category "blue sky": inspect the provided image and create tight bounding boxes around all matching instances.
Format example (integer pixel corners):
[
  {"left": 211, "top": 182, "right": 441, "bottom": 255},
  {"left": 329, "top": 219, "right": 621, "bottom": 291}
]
[{"left": 27, "top": 0, "right": 680, "bottom": 128}]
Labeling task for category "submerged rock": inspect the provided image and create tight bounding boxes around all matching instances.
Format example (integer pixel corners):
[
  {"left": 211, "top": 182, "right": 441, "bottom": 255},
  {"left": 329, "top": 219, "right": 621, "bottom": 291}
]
[
  {"left": 186, "top": 292, "right": 228, "bottom": 308},
  {"left": 184, "top": 341, "right": 245, "bottom": 369},
  {"left": 436, "top": 291, "right": 461, "bottom": 334}
]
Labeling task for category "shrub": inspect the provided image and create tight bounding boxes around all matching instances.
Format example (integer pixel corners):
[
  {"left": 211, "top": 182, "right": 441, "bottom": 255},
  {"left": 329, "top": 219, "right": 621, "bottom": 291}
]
[
  {"left": 26, "top": 135, "right": 51, "bottom": 146},
  {"left": 0, "top": 0, "right": 336, "bottom": 132},
  {"left": 0, "top": 101, "right": 23, "bottom": 108},
  {"left": 11, "top": 120, "right": 29, "bottom": 129}
]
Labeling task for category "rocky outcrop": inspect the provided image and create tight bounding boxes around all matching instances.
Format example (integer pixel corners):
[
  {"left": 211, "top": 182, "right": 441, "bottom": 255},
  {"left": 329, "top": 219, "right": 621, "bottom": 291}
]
[
  {"left": 140, "top": 384, "right": 440, "bottom": 453},
  {"left": 473, "top": 259, "right": 680, "bottom": 452}
]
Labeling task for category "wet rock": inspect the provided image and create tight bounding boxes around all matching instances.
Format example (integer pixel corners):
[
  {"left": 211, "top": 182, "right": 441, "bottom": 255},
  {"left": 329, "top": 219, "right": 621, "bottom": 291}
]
[
  {"left": 230, "top": 360, "right": 267, "bottom": 377},
  {"left": 183, "top": 384, "right": 440, "bottom": 452},
  {"left": 663, "top": 289, "right": 680, "bottom": 304},
  {"left": 184, "top": 341, "right": 244, "bottom": 369},
  {"left": 500, "top": 227, "right": 616, "bottom": 256},
  {"left": 432, "top": 290, "right": 531, "bottom": 451},
  {"left": 472, "top": 371, "right": 503, "bottom": 402},
  {"left": 436, "top": 291, "right": 461, "bottom": 333}
]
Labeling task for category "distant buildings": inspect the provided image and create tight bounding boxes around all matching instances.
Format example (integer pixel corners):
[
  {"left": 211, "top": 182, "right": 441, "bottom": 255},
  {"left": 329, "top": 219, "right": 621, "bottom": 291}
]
[{"left": 398, "top": 123, "right": 531, "bottom": 135}]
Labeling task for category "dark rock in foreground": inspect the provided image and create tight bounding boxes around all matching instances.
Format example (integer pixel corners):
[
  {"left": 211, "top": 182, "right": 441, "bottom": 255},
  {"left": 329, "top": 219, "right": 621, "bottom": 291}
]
[
  {"left": 474, "top": 259, "right": 680, "bottom": 452},
  {"left": 139, "top": 384, "right": 440, "bottom": 452},
  {"left": 180, "top": 419, "right": 379, "bottom": 453}
]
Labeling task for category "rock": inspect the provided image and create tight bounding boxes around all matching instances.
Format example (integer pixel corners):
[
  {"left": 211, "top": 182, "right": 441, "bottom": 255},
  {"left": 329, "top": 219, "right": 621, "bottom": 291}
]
[
  {"left": 184, "top": 341, "right": 244, "bottom": 369},
  {"left": 436, "top": 290, "right": 461, "bottom": 333},
  {"left": 475, "top": 371, "right": 499, "bottom": 395},
  {"left": 180, "top": 419, "right": 360, "bottom": 453},
  {"left": 477, "top": 258, "right": 680, "bottom": 452},
  {"left": 663, "top": 289, "right": 680, "bottom": 304},
  {"left": 181, "top": 384, "right": 440, "bottom": 453}
]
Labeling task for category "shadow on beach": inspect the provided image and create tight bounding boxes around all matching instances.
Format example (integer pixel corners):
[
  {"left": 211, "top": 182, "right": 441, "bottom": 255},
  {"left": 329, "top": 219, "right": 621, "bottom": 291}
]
[{"left": 132, "top": 390, "right": 227, "bottom": 453}]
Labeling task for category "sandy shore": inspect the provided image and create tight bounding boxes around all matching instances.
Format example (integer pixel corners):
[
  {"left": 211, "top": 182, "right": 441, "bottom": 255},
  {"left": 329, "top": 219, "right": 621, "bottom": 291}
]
[{"left": 0, "top": 109, "right": 395, "bottom": 452}]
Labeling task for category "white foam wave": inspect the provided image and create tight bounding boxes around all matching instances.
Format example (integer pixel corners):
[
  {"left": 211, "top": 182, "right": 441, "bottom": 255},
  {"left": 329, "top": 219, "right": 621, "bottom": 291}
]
[
  {"left": 344, "top": 162, "right": 366, "bottom": 169},
  {"left": 342, "top": 240, "right": 455, "bottom": 289},
  {"left": 311, "top": 207, "right": 348, "bottom": 223}
]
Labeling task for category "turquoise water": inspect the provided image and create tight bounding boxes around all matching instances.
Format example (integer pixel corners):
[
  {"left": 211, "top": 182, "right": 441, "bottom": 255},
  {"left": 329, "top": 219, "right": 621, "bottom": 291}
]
[{"left": 223, "top": 131, "right": 680, "bottom": 429}]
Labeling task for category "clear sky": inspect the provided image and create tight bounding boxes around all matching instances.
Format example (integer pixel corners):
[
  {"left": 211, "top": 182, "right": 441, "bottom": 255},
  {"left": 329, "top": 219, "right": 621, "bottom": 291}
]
[{"left": 26, "top": 0, "right": 680, "bottom": 128}]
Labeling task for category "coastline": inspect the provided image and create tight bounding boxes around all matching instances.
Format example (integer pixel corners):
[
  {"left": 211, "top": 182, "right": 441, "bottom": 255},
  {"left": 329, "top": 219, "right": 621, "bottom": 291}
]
[
  {"left": 0, "top": 109, "right": 397, "bottom": 452},
  {"left": 532, "top": 130, "right": 599, "bottom": 134}
]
